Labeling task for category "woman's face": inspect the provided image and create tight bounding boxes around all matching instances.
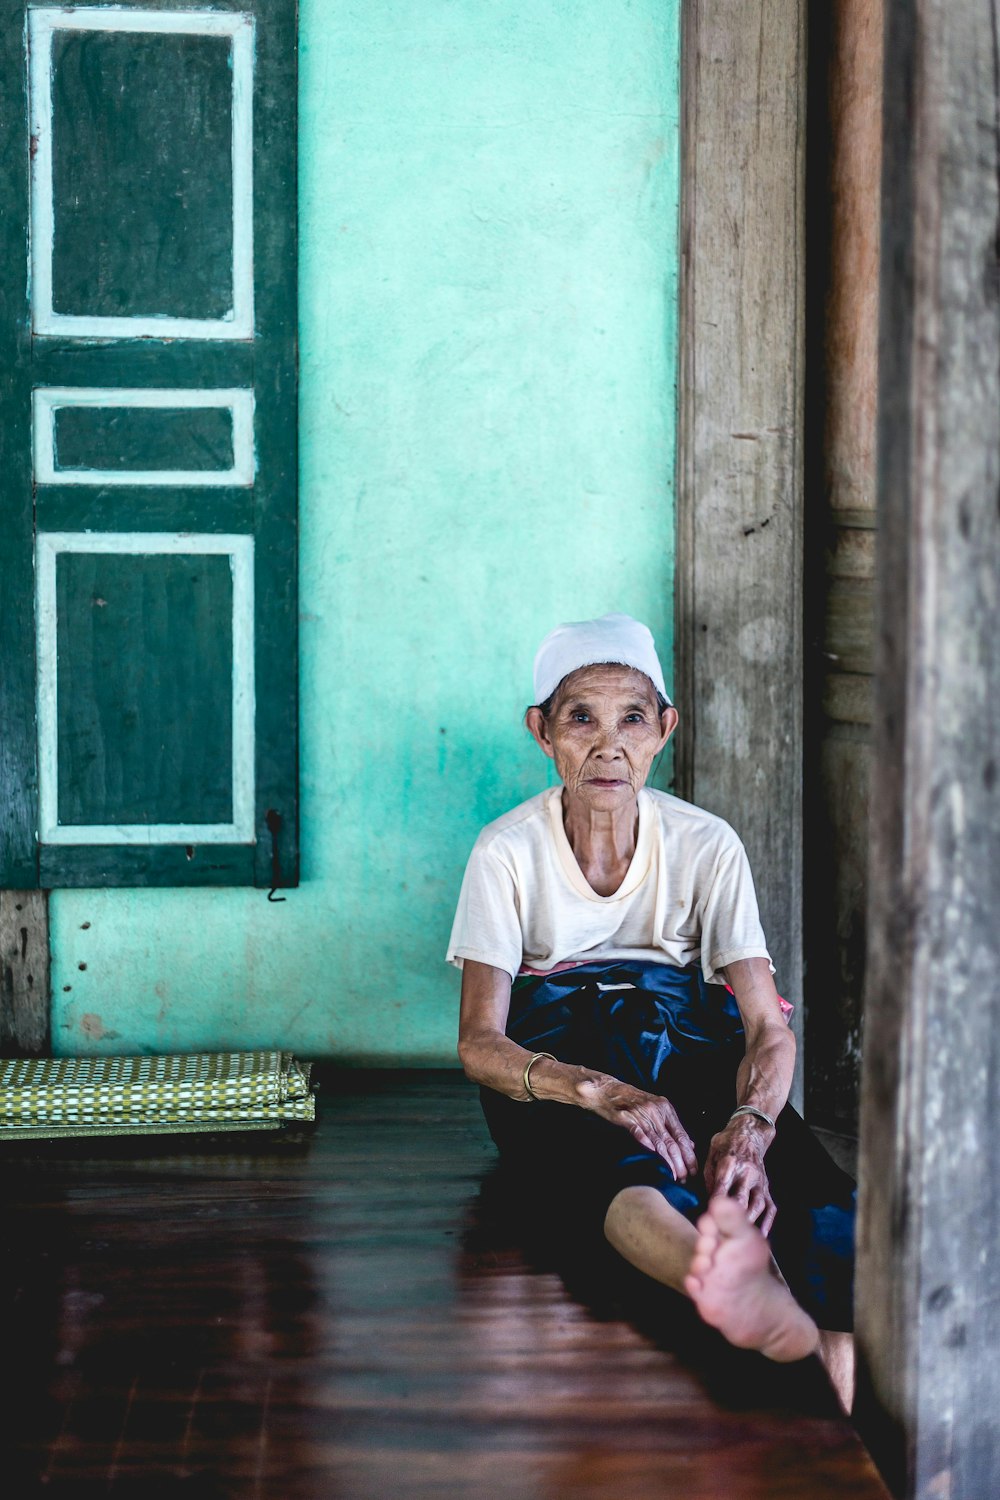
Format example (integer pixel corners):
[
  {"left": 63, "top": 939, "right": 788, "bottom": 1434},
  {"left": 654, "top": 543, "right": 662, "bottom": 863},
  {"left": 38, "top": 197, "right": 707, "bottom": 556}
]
[{"left": 525, "top": 664, "right": 678, "bottom": 809}]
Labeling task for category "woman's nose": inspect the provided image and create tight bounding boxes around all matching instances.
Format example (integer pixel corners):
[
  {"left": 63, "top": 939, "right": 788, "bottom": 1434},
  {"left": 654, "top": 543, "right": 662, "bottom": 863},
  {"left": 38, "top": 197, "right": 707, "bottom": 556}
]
[{"left": 594, "top": 725, "right": 624, "bottom": 753}]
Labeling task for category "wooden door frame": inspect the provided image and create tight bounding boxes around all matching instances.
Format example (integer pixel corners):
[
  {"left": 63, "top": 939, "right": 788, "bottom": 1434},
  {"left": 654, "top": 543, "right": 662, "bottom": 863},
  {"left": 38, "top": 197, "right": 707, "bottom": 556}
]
[
  {"left": 855, "top": 1, "right": 1000, "bottom": 1489},
  {"left": 675, "top": 0, "right": 808, "bottom": 1106}
]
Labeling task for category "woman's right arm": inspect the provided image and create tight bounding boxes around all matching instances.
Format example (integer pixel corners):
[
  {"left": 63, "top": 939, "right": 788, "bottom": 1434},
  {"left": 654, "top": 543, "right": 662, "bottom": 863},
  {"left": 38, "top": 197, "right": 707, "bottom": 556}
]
[{"left": 457, "top": 958, "right": 699, "bottom": 1182}]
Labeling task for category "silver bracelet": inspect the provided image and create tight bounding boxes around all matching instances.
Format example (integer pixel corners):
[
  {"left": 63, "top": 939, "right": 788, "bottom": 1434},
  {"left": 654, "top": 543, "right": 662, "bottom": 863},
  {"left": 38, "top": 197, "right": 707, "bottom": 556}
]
[{"left": 730, "top": 1104, "right": 776, "bottom": 1129}]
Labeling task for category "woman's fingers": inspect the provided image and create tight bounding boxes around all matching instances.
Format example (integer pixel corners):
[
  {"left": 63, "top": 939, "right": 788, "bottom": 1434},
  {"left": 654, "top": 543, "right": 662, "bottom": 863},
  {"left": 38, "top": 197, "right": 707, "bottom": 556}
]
[
  {"left": 663, "top": 1119, "right": 698, "bottom": 1178},
  {"left": 716, "top": 1173, "right": 775, "bottom": 1234},
  {"left": 628, "top": 1111, "right": 690, "bottom": 1181},
  {"left": 708, "top": 1153, "right": 737, "bottom": 1198},
  {"left": 660, "top": 1140, "right": 688, "bottom": 1182},
  {"left": 643, "top": 1120, "right": 687, "bottom": 1180},
  {"left": 728, "top": 1171, "right": 753, "bottom": 1211},
  {"left": 671, "top": 1120, "right": 700, "bottom": 1176},
  {"left": 746, "top": 1185, "right": 777, "bottom": 1236},
  {"left": 624, "top": 1102, "right": 777, "bottom": 1221},
  {"left": 630, "top": 1121, "right": 685, "bottom": 1180},
  {"left": 597, "top": 1084, "right": 698, "bottom": 1179},
  {"left": 652, "top": 1100, "right": 698, "bottom": 1175},
  {"left": 746, "top": 1186, "right": 768, "bottom": 1224}
]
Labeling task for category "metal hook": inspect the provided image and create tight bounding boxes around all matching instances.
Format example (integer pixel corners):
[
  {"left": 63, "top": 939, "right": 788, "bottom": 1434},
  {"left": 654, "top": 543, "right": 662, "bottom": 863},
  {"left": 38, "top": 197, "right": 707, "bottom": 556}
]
[{"left": 265, "top": 809, "right": 287, "bottom": 902}]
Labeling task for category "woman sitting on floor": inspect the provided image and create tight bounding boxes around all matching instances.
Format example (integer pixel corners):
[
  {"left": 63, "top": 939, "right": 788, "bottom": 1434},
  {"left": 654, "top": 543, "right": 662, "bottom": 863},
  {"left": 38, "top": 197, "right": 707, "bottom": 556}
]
[{"left": 450, "top": 613, "right": 855, "bottom": 1390}]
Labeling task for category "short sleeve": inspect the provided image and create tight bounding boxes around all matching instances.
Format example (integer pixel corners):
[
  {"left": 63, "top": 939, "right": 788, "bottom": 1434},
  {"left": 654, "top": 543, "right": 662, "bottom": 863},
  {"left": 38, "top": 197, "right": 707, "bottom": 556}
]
[
  {"left": 699, "top": 840, "right": 774, "bottom": 984},
  {"left": 446, "top": 838, "right": 523, "bottom": 980}
]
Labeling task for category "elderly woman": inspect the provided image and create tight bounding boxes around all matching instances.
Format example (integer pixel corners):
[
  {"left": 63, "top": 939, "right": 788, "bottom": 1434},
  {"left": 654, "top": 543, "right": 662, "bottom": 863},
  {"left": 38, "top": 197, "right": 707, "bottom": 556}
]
[{"left": 450, "top": 614, "right": 855, "bottom": 1382}]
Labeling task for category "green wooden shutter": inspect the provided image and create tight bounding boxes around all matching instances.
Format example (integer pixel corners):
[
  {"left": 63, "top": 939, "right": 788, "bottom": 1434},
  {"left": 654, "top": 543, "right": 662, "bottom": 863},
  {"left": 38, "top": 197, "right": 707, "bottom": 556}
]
[{"left": 0, "top": 0, "right": 298, "bottom": 888}]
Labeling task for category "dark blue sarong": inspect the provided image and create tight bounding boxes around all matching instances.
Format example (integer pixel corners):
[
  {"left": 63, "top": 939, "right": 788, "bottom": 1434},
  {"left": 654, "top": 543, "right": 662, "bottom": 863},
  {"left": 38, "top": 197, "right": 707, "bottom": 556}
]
[{"left": 480, "top": 960, "right": 856, "bottom": 1331}]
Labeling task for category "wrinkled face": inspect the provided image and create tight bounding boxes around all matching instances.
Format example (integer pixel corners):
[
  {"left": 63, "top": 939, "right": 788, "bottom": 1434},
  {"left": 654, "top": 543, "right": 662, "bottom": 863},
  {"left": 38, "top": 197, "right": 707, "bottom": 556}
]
[{"left": 526, "top": 664, "right": 678, "bottom": 810}]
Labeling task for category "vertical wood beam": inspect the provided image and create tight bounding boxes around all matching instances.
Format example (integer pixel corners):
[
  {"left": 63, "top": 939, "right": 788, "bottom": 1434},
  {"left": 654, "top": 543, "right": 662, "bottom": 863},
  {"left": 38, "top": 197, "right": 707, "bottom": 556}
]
[
  {"left": 677, "top": 0, "right": 807, "bottom": 1105},
  {"left": 823, "top": 2, "right": 882, "bottom": 522},
  {"left": 857, "top": 1, "right": 1000, "bottom": 1493},
  {"left": 804, "top": 0, "right": 883, "bottom": 1135},
  {"left": 0, "top": 890, "right": 50, "bottom": 1055}
]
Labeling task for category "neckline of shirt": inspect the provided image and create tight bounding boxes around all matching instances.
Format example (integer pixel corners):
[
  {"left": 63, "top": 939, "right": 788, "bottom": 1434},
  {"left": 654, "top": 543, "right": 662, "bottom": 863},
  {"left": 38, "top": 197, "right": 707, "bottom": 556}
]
[{"left": 544, "top": 785, "right": 655, "bottom": 903}]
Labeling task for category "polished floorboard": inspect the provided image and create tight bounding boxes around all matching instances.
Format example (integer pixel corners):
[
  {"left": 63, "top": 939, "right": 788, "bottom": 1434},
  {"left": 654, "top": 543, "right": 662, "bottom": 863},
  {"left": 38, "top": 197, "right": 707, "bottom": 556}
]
[{"left": 1, "top": 1070, "right": 889, "bottom": 1498}]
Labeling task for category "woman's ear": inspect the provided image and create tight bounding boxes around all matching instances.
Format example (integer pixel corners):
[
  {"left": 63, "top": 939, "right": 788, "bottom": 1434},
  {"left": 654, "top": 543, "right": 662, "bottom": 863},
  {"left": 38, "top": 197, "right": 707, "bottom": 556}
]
[
  {"left": 525, "top": 706, "right": 556, "bottom": 760},
  {"left": 658, "top": 705, "right": 679, "bottom": 750}
]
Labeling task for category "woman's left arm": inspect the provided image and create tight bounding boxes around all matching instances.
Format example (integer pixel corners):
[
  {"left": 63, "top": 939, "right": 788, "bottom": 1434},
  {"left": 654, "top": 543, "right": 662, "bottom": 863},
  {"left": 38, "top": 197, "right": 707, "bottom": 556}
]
[{"left": 703, "top": 956, "right": 796, "bottom": 1234}]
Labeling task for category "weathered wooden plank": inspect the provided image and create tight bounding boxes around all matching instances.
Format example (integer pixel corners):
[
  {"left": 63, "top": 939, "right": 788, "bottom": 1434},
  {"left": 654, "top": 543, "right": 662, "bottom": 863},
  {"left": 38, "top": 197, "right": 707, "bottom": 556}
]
[
  {"left": 823, "top": 532, "right": 876, "bottom": 689},
  {"left": 0, "top": 0, "right": 38, "bottom": 887},
  {"left": 676, "top": 0, "right": 807, "bottom": 1105},
  {"left": 0, "top": 891, "right": 50, "bottom": 1055},
  {"left": 803, "top": 0, "right": 882, "bottom": 1137},
  {"left": 805, "top": 727, "right": 872, "bottom": 1128},
  {"left": 30, "top": 340, "right": 255, "bottom": 388},
  {"left": 825, "top": 526, "right": 876, "bottom": 581},
  {"left": 826, "top": 508, "right": 877, "bottom": 531},
  {"left": 250, "top": 0, "right": 299, "bottom": 890},
  {"left": 821, "top": 0, "right": 882, "bottom": 525},
  {"left": 857, "top": 1, "right": 1000, "bottom": 1494},
  {"left": 38, "top": 845, "right": 255, "bottom": 888},
  {"left": 824, "top": 578, "right": 875, "bottom": 675},
  {"left": 36, "top": 485, "right": 254, "bottom": 536},
  {"left": 821, "top": 673, "right": 873, "bottom": 727}
]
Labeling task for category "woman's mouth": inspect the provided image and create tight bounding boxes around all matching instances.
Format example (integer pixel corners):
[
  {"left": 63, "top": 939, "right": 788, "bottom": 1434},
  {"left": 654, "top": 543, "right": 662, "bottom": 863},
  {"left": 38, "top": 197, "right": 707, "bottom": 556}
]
[{"left": 587, "top": 778, "right": 627, "bottom": 788}]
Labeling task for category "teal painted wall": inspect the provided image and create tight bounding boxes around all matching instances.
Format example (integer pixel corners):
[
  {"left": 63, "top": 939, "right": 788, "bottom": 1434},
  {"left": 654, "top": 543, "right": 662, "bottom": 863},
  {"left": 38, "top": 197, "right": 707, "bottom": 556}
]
[{"left": 50, "top": 0, "right": 681, "bottom": 1063}]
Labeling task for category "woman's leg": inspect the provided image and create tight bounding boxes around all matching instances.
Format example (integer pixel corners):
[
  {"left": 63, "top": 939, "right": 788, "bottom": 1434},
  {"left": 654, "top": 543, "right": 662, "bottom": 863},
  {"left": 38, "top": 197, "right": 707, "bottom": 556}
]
[
  {"left": 817, "top": 1330, "right": 856, "bottom": 1413},
  {"left": 603, "top": 1184, "right": 699, "bottom": 1291},
  {"left": 605, "top": 1189, "right": 820, "bottom": 1363}
]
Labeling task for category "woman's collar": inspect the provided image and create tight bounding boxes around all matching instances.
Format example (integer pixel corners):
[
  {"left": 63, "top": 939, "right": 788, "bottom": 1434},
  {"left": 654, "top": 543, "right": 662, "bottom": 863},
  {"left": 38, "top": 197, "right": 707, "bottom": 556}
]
[{"left": 545, "top": 786, "right": 655, "bottom": 902}]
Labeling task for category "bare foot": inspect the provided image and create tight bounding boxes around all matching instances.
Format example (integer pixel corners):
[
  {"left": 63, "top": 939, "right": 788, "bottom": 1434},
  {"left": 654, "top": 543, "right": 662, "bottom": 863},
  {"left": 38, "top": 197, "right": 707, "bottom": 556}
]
[{"left": 683, "top": 1197, "right": 820, "bottom": 1363}]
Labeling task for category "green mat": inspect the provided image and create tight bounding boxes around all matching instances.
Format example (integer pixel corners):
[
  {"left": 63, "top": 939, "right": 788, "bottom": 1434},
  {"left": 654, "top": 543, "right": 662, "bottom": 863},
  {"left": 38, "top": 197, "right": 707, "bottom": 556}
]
[{"left": 0, "top": 1051, "right": 316, "bottom": 1140}]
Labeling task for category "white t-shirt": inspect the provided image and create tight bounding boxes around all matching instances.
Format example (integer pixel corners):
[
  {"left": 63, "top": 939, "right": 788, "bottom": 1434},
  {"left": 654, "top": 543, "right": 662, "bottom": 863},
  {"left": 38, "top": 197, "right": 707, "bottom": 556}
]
[{"left": 446, "top": 786, "right": 773, "bottom": 985}]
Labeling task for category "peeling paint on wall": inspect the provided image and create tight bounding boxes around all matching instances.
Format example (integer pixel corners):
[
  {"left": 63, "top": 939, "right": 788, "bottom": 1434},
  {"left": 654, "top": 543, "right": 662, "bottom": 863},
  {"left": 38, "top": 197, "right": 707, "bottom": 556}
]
[{"left": 79, "top": 1013, "right": 120, "bottom": 1042}]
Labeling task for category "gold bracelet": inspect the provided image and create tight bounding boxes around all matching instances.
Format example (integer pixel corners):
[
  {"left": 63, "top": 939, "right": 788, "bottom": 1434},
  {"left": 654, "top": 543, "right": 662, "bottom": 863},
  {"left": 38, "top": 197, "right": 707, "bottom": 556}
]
[{"left": 522, "top": 1051, "right": 557, "bottom": 1102}]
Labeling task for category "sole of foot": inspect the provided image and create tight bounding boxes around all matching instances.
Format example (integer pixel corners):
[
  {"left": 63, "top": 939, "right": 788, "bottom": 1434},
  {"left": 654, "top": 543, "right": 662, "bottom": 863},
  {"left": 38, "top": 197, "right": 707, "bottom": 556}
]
[{"left": 683, "top": 1196, "right": 819, "bottom": 1363}]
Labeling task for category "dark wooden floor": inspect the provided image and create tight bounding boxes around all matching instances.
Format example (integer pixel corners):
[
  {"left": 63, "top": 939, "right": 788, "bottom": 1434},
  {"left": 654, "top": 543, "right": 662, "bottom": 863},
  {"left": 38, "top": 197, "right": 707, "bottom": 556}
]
[{"left": 1, "top": 1071, "right": 889, "bottom": 1498}]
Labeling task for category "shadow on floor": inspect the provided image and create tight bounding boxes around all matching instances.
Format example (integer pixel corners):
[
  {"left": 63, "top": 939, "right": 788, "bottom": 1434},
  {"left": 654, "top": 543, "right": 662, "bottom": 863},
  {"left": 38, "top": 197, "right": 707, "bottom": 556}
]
[{"left": 461, "top": 1156, "right": 843, "bottom": 1419}]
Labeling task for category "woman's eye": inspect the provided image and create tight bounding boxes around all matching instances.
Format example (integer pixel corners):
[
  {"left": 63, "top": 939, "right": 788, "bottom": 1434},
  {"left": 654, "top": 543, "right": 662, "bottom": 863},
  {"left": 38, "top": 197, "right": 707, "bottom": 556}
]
[
  {"left": 572, "top": 712, "right": 591, "bottom": 723},
  {"left": 624, "top": 714, "right": 644, "bottom": 724}
]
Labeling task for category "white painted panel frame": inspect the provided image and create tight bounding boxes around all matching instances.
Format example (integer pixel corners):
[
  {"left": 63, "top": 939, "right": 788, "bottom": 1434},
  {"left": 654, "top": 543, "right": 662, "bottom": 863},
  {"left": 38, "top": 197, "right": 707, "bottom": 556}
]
[
  {"left": 32, "top": 387, "right": 256, "bottom": 487},
  {"left": 28, "top": 6, "right": 255, "bottom": 339},
  {"left": 36, "top": 532, "right": 255, "bottom": 845}
]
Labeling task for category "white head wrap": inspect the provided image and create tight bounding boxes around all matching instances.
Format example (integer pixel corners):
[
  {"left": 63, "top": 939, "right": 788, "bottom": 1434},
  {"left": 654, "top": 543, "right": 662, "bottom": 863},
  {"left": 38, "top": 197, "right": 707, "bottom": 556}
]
[{"left": 532, "top": 612, "right": 672, "bottom": 707}]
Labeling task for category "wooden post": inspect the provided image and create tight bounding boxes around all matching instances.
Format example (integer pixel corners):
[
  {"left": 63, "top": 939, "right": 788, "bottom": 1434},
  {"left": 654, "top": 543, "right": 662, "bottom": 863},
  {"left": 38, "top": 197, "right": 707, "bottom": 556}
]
[
  {"left": 0, "top": 890, "right": 50, "bottom": 1054},
  {"left": 857, "top": 1, "right": 1000, "bottom": 1494},
  {"left": 804, "top": 0, "right": 883, "bottom": 1137},
  {"left": 676, "top": 0, "right": 807, "bottom": 1105}
]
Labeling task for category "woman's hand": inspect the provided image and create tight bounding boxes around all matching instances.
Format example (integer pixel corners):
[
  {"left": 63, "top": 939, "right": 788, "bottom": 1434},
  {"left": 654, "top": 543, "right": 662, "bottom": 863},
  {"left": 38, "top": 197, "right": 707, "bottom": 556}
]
[
  {"left": 580, "top": 1077, "right": 699, "bottom": 1183},
  {"left": 704, "top": 1117, "right": 777, "bottom": 1235}
]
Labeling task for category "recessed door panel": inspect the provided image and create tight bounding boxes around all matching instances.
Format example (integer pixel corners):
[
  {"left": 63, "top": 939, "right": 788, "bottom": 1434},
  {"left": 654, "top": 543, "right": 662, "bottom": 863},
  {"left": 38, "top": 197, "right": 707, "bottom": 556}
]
[
  {"left": 29, "top": 6, "right": 255, "bottom": 341},
  {"left": 50, "top": 27, "right": 235, "bottom": 321}
]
